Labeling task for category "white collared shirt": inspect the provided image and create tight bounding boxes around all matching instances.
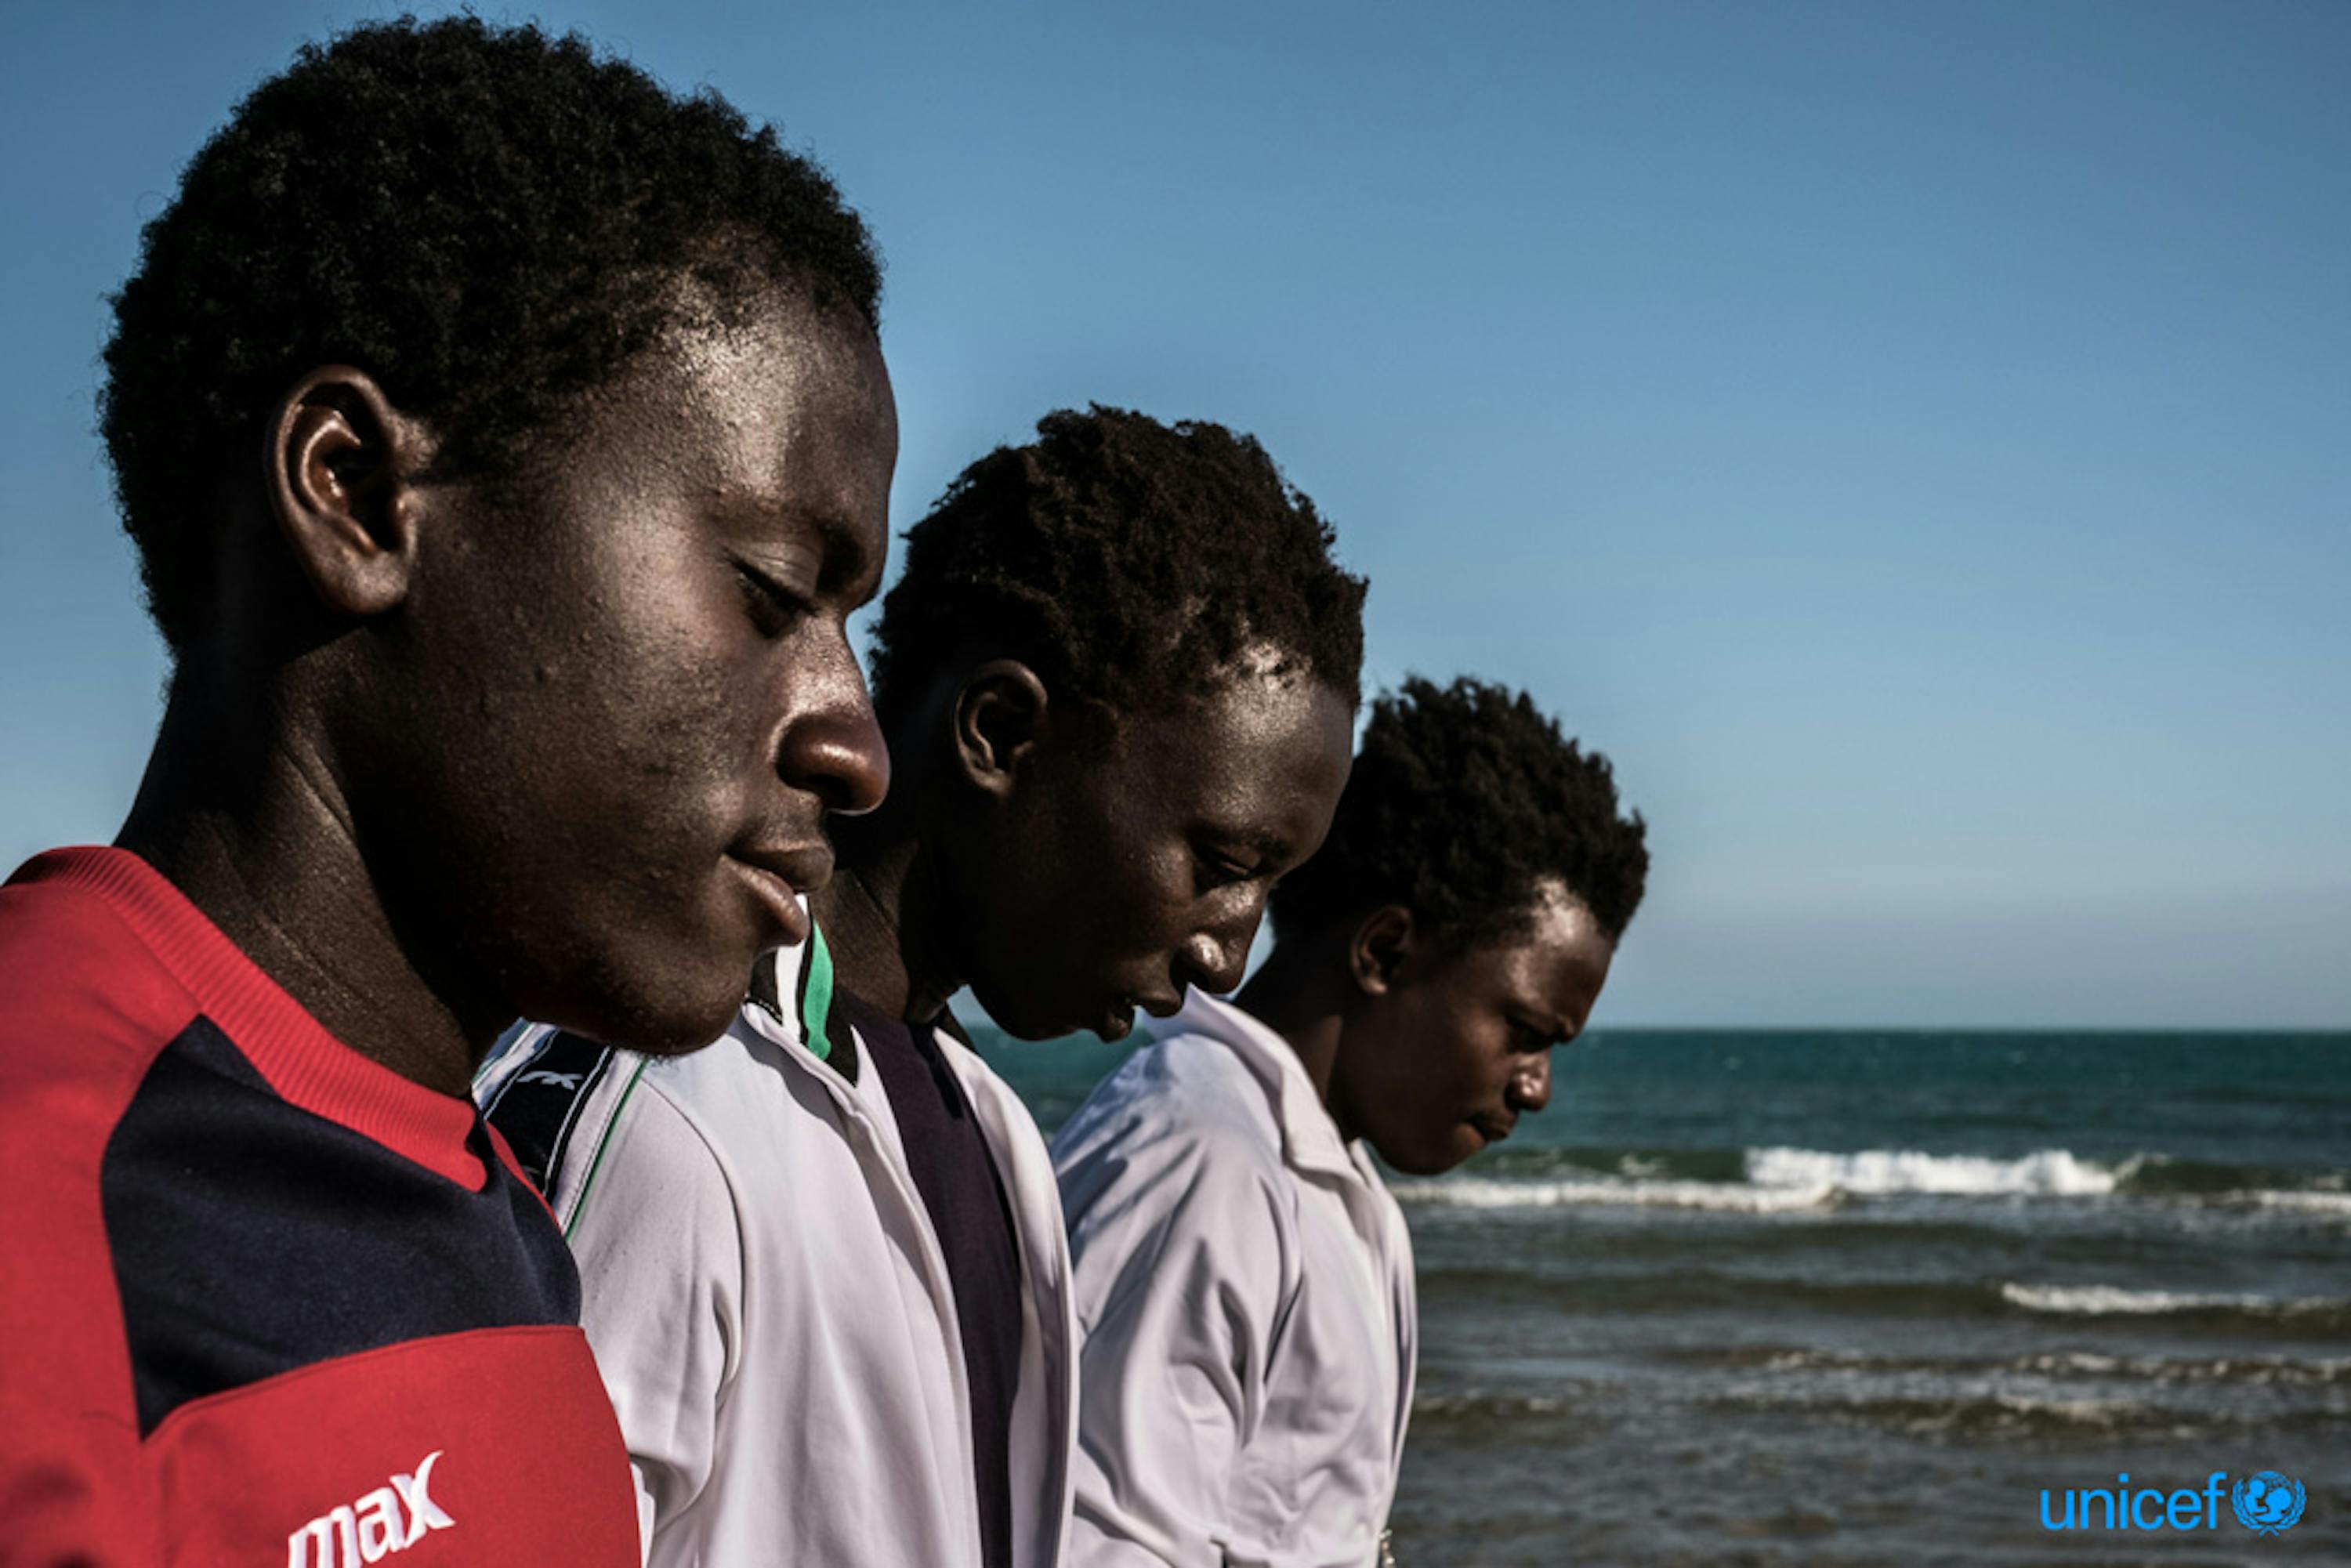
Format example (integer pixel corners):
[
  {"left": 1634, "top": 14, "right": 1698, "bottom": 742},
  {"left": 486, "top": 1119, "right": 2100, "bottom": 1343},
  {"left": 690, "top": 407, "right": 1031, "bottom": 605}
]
[
  {"left": 477, "top": 935, "right": 1078, "bottom": 1568},
  {"left": 1052, "top": 990, "right": 1416, "bottom": 1568}
]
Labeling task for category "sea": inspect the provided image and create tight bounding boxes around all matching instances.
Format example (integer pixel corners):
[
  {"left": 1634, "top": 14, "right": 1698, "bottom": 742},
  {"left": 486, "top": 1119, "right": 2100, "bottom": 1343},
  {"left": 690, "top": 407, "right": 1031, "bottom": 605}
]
[{"left": 976, "top": 1026, "right": 2350, "bottom": 1566}]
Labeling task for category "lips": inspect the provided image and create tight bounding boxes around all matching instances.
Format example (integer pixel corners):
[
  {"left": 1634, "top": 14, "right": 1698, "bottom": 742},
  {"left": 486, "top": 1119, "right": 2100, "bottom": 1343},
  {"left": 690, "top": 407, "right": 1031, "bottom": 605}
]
[
  {"left": 1092, "top": 982, "right": 1186, "bottom": 1042},
  {"left": 726, "top": 841, "right": 833, "bottom": 946},
  {"left": 1469, "top": 1112, "right": 1516, "bottom": 1146},
  {"left": 1136, "top": 990, "right": 1186, "bottom": 1019}
]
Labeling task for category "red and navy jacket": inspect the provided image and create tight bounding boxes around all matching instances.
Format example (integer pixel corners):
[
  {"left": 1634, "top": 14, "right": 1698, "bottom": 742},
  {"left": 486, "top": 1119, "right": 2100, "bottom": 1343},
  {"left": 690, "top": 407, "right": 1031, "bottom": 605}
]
[{"left": 0, "top": 847, "right": 639, "bottom": 1566}]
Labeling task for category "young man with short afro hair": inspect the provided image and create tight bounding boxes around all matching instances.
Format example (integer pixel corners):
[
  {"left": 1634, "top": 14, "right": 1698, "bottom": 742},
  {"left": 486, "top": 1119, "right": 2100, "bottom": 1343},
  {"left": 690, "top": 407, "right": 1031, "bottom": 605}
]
[
  {"left": 100, "top": 15, "right": 883, "bottom": 656},
  {"left": 868, "top": 405, "right": 1366, "bottom": 730},
  {"left": 484, "top": 406, "right": 1367, "bottom": 1568},
  {"left": 1054, "top": 675, "right": 1649, "bottom": 1566},
  {"left": 4, "top": 17, "right": 895, "bottom": 1560}
]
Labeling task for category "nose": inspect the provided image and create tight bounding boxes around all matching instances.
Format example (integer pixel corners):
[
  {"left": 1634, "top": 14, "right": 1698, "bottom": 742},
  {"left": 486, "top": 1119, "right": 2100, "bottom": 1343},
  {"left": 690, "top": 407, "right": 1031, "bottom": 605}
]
[
  {"left": 1173, "top": 897, "right": 1262, "bottom": 998},
  {"left": 1173, "top": 929, "right": 1248, "bottom": 998},
  {"left": 776, "top": 657, "right": 889, "bottom": 817},
  {"left": 1509, "top": 1052, "right": 1552, "bottom": 1115}
]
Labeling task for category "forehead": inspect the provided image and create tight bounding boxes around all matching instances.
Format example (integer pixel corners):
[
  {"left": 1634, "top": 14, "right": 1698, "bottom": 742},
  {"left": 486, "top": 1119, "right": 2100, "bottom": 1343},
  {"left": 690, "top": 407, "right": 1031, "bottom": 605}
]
[
  {"left": 1458, "top": 887, "right": 1616, "bottom": 1016},
  {"left": 1110, "top": 668, "right": 1356, "bottom": 844},
  {"left": 572, "top": 293, "right": 896, "bottom": 563}
]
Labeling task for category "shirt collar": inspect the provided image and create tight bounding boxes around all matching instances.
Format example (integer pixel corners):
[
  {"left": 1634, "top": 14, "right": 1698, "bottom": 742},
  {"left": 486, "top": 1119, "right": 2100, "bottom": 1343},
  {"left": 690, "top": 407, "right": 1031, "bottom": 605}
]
[
  {"left": 1167, "top": 988, "right": 1361, "bottom": 1180},
  {"left": 10, "top": 846, "right": 487, "bottom": 1189}
]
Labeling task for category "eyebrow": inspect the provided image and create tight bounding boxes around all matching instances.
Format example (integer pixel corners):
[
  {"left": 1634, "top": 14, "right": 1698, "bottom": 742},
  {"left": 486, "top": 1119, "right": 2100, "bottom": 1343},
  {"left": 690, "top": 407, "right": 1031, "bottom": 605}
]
[
  {"left": 1196, "top": 824, "right": 1298, "bottom": 867},
  {"left": 806, "top": 509, "right": 882, "bottom": 600},
  {"left": 1512, "top": 1001, "right": 1574, "bottom": 1043},
  {"left": 716, "top": 495, "right": 881, "bottom": 602}
]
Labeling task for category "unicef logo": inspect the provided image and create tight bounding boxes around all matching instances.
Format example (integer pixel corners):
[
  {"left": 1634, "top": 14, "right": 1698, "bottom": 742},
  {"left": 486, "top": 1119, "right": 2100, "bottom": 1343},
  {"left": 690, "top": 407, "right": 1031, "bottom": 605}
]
[
  {"left": 2230, "top": 1472, "right": 2306, "bottom": 1535},
  {"left": 2040, "top": 1468, "right": 2313, "bottom": 1535}
]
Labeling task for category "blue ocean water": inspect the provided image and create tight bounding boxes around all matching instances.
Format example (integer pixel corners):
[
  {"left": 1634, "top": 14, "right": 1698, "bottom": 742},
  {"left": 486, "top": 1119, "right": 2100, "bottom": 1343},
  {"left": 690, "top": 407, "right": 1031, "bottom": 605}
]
[{"left": 979, "top": 1026, "right": 2351, "bottom": 1565}]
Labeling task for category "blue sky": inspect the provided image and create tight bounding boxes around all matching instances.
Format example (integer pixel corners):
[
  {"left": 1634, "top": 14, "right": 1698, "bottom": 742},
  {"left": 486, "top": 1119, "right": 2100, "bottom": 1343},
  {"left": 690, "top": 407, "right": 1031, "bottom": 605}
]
[{"left": 3, "top": 1, "right": 2346, "bottom": 1027}]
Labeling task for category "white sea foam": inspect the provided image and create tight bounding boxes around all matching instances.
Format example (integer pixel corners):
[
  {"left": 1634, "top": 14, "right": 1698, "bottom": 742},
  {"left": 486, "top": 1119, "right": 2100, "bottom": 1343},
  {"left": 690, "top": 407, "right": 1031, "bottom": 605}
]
[
  {"left": 1392, "top": 1147, "right": 2343, "bottom": 1216},
  {"left": 2250, "top": 1190, "right": 2351, "bottom": 1216},
  {"left": 1745, "top": 1146, "right": 2118, "bottom": 1196},
  {"left": 1389, "top": 1175, "right": 1837, "bottom": 1213},
  {"left": 1393, "top": 1146, "right": 2118, "bottom": 1211},
  {"left": 1976, "top": 1392, "right": 2139, "bottom": 1427},
  {"left": 2000, "top": 1283, "right": 2338, "bottom": 1318}
]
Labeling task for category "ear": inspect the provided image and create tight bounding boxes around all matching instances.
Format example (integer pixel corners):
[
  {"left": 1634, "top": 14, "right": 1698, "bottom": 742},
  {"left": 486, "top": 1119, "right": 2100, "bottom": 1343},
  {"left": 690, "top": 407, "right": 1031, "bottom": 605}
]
[
  {"left": 1348, "top": 904, "right": 1416, "bottom": 997},
  {"left": 263, "top": 365, "right": 431, "bottom": 622},
  {"left": 950, "top": 659, "right": 1053, "bottom": 798}
]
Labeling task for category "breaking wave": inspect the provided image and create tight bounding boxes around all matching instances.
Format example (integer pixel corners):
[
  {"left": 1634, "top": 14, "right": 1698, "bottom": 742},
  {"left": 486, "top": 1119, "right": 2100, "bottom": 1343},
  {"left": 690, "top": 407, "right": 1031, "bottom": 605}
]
[
  {"left": 1998, "top": 1283, "right": 2347, "bottom": 1320},
  {"left": 1390, "top": 1146, "right": 2349, "bottom": 1216},
  {"left": 1390, "top": 1175, "right": 1838, "bottom": 1212},
  {"left": 1745, "top": 1146, "right": 2116, "bottom": 1195}
]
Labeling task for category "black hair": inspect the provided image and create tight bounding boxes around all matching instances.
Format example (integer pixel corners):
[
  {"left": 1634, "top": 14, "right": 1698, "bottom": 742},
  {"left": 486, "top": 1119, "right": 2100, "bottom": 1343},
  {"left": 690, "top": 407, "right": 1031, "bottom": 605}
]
[
  {"left": 1272, "top": 675, "right": 1650, "bottom": 947},
  {"left": 868, "top": 405, "right": 1366, "bottom": 726},
  {"left": 100, "top": 13, "right": 882, "bottom": 653}
]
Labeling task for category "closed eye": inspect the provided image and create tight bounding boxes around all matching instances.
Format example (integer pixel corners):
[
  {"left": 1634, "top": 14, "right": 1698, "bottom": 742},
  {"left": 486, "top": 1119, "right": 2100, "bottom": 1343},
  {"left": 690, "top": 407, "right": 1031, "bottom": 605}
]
[
  {"left": 1191, "top": 846, "right": 1261, "bottom": 894},
  {"left": 733, "top": 559, "right": 812, "bottom": 637},
  {"left": 1511, "top": 1016, "right": 1566, "bottom": 1052}
]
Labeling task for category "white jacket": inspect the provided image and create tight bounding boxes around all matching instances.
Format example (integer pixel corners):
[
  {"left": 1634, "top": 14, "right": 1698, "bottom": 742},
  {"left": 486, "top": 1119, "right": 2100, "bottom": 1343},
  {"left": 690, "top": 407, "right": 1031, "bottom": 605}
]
[
  {"left": 477, "top": 933, "right": 1078, "bottom": 1568},
  {"left": 1051, "top": 991, "right": 1416, "bottom": 1568}
]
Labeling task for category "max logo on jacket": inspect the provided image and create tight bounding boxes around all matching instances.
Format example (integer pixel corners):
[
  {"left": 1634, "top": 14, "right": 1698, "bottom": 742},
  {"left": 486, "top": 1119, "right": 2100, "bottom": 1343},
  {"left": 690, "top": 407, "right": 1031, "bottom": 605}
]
[{"left": 287, "top": 1450, "right": 455, "bottom": 1566}]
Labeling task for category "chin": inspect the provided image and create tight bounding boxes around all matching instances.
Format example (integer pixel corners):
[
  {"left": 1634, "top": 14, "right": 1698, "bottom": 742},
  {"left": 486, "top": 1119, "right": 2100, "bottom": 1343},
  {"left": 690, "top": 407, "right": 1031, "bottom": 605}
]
[
  {"left": 1374, "top": 1135, "right": 1473, "bottom": 1179},
  {"left": 621, "top": 1011, "right": 739, "bottom": 1057},
  {"left": 960, "top": 983, "right": 1060, "bottom": 1043},
  {"left": 969, "top": 983, "right": 1105, "bottom": 1044},
  {"left": 526, "top": 967, "right": 744, "bottom": 1058}
]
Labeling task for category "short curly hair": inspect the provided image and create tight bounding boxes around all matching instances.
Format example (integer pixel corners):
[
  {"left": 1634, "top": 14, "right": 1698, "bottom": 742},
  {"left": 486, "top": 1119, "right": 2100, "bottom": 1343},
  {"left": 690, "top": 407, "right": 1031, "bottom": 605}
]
[
  {"left": 100, "top": 14, "right": 882, "bottom": 654},
  {"left": 868, "top": 406, "right": 1367, "bottom": 725},
  {"left": 1272, "top": 675, "right": 1650, "bottom": 947}
]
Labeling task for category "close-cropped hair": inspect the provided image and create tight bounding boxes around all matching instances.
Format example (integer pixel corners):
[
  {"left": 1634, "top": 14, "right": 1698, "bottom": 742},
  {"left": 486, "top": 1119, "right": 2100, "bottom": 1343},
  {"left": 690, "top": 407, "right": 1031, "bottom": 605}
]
[
  {"left": 867, "top": 405, "right": 1366, "bottom": 727},
  {"left": 100, "top": 13, "right": 882, "bottom": 654},
  {"left": 1272, "top": 675, "right": 1650, "bottom": 947}
]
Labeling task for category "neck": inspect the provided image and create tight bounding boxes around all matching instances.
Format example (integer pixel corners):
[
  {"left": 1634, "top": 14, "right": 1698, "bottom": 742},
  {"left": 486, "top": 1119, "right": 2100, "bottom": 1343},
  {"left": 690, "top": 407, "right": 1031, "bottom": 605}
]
[
  {"left": 115, "top": 671, "right": 491, "bottom": 1099},
  {"left": 814, "top": 789, "right": 963, "bottom": 1024},
  {"left": 1235, "top": 936, "right": 1358, "bottom": 1142}
]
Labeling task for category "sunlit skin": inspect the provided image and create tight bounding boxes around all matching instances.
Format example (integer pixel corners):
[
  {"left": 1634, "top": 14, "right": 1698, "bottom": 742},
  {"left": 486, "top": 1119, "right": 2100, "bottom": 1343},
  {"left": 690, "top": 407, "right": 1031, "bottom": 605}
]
[
  {"left": 1240, "top": 880, "right": 1617, "bottom": 1175},
  {"left": 116, "top": 286, "right": 895, "bottom": 1096},
  {"left": 816, "top": 654, "right": 1357, "bottom": 1038}
]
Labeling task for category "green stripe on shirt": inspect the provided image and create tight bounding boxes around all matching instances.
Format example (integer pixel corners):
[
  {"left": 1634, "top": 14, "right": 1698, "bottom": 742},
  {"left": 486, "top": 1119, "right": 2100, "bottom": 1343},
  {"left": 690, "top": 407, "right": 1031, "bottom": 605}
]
[{"left": 796, "top": 922, "right": 835, "bottom": 1063}]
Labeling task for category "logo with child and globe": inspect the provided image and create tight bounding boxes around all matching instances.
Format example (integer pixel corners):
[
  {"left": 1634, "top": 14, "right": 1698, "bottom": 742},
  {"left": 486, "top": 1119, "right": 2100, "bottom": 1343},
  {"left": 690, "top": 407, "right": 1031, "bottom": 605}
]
[{"left": 2230, "top": 1472, "right": 2306, "bottom": 1536}]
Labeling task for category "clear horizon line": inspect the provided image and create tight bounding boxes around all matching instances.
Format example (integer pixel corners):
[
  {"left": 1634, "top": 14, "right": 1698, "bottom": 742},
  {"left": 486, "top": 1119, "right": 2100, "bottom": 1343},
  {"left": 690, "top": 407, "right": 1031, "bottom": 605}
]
[{"left": 1586, "top": 1023, "right": 2351, "bottom": 1036}]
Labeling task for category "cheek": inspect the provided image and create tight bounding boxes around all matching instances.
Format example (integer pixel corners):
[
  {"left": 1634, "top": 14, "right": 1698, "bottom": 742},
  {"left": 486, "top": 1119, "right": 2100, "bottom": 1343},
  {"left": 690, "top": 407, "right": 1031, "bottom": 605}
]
[
  {"left": 1008, "top": 792, "right": 1190, "bottom": 955},
  {"left": 1019, "top": 866, "right": 1183, "bottom": 983},
  {"left": 1419, "top": 1052, "right": 1488, "bottom": 1115},
  {"left": 540, "top": 659, "right": 744, "bottom": 837},
  {"left": 389, "top": 628, "right": 759, "bottom": 947},
  {"left": 534, "top": 565, "right": 780, "bottom": 809},
  {"left": 1381, "top": 1035, "right": 1505, "bottom": 1139},
  {"left": 500, "top": 503, "right": 751, "bottom": 724}
]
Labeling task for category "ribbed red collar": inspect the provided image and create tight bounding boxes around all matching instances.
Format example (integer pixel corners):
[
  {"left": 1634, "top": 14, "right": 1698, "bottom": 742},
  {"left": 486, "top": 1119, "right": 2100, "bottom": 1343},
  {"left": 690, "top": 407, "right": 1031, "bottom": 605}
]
[{"left": 12, "top": 846, "right": 487, "bottom": 1190}]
